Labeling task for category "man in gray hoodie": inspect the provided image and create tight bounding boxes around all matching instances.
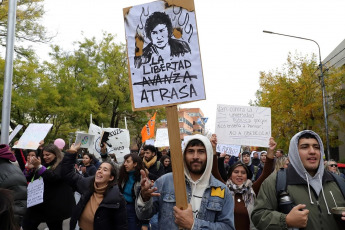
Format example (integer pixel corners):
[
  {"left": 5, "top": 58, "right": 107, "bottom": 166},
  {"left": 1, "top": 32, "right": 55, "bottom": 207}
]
[
  {"left": 251, "top": 130, "right": 345, "bottom": 229},
  {"left": 135, "top": 134, "right": 235, "bottom": 229}
]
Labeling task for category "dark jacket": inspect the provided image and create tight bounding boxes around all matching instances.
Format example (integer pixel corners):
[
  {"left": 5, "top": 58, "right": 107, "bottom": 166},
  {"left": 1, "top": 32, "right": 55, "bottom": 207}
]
[
  {"left": 82, "top": 164, "right": 97, "bottom": 177},
  {"left": 24, "top": 160, "right": 75, "bottom": 223},
  {"left": 0, "top": 158, "right": 27, "bottom": 225},
  {"left": 62, "top": 153, "right": 128, "bottom": 230},
  {"left": 147, "top": 160, "right": 164, "bottom": 181}
]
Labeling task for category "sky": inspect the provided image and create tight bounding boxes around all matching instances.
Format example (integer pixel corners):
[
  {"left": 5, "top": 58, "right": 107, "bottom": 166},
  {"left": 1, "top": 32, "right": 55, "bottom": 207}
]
[{"left": 36, "top": 0, "right": 345, "bottom": 133}]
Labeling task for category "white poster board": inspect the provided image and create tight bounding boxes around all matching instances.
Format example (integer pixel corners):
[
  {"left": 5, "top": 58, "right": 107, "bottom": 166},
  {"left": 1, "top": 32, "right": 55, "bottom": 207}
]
[
  {"left": 145, "top": 139, "right": 155, "bottom": 146},
  {"left": 27, "top": 178, "right": 44, "bottom": 208},
  {"left": 88, "top": 123, "right": 130, "bottom": 163},
  {"left": 124, "top": 0, "right": 205, "bottom": 110},
  {"left": 13, "top": 123, "right": 53, "bottom": 150},
  {"left": 154, "top": 128, "right": 170, "bottom": 147},
  {"left": 216, "top": 144, "right": 241, "bottom": 156},
  {"left": 75, "top": 133, "right": 95, "bottom": 148},
  {"left": 215, "top": 104, "right": 271, "bottom": 147}
]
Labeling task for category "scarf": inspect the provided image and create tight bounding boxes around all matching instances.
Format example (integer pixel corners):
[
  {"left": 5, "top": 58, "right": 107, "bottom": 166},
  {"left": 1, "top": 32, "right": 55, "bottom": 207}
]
[
  {"left": 143, "top": 155, "right": 157, "bottom": 169},
  {"left": 226, "top": 179, "right": 255, "bottom": 207},
  {"left": 79, "top": 182, "right": 107, "bottom": 230},
  {"left": 0, "top": 144, "right": 16, "bottom": 162}
]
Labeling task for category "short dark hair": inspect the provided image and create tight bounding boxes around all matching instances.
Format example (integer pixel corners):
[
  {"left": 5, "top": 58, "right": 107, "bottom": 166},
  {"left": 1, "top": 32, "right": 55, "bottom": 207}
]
[
  {"left": 241, "top": 151, "right": 250, "bottom": 157},
  {"left": 143, "top": 145, "right": 157, "bottom": 155},
  {"left": 185, "top": 139, "right": 205, "bottom": 149},
  {"left": 145, "top": 12, "right": 173, "bottom": 41},
  {"left": 298, "top": 133, "right": 318, "bottom": 143},
  {"left": 228, "top": 162, "right": 252, "bottom": 180},
  {"left": 276, "top": 149, "right": 284, "bottom": 154}
]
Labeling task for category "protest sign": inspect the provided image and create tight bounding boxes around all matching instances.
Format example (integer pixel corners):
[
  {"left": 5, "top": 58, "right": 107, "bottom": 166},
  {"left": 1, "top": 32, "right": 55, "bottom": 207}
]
[
  {"left": 8, "top": 124, "right": 23, "bottom": 143},
  {"left": 216, "top": 144, "right": 241, "bottom": 156},
  {"left": 215, "top": 104, "right": 271, "bottom": 147},
  {"left": 13, "top": 123, "right": 53, "bottom": 150},
  {"left": 88, "top": 123, "right": 130, "bottom": 163},
  {"left": 154, "top": 128, "right": 170, "bottom": 147},
  {"left": 123, "top": 0, "right": 205, "bottom": 111},
  {"left": 27, "top": 178, "right": 44, "bottom": 208},
  {"left": 75, "top": 133, "right": 95, "bottom": 148},
  {"left": 145, "top": 139, "right": 155, "bottom": 146}
]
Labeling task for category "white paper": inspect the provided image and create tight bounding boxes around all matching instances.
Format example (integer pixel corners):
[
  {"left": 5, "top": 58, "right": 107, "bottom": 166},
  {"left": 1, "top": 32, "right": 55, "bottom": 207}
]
[
  {"left": 88, "top": 123, "right": 130, "bottom": 163},
  {"left": 13, "top": 123, "right": 53, "bottom": 150},
  {"left": 215, "top": 104, "right": 271, "bottom": 147},
  {"left": 124, "top": 0, "right": 205, "bottom": 109},
  {"left": 154, "top": 128, "right": 170, "bottom": 147},
  {"left": 27, "top": 178, "right": 44, "bottom": 208},
  {"left": 145, "top": 139, "right": 155, "bottom": 146},
  {"left": 216, "top": 144, "right": 241, "bottom": 156},
  {"left": 8, "top": 124, "right": 23, "bottom": 143},
  {"left": 75, "top": 133, "right": 95, "bottom": 148}
]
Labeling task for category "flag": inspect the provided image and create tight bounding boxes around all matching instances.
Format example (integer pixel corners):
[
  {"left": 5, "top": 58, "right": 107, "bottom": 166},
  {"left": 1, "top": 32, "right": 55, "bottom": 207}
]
[{"left": 141, "top": 112, "right": 156, "bottom": 143}]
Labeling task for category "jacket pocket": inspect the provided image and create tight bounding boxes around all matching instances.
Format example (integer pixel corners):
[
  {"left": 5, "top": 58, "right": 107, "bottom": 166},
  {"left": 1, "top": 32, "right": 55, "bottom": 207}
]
[
  {"left": 204, "top": 200, "right": 223, "bottom": 221},
  {"left": 161, "top": 193, "right": 176, "bottom": 218}
]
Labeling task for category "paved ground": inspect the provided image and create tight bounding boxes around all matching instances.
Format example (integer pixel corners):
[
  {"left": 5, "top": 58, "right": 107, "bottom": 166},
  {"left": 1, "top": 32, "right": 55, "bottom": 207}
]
[{"left": 37, "top": 218, "right": 71, "bottom": 230}]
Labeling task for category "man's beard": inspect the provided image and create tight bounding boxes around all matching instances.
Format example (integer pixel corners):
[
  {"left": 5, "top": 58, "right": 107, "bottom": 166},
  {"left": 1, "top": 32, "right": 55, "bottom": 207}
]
[{"left": 186, "top": 160, "right": 207, "bottom": 175}]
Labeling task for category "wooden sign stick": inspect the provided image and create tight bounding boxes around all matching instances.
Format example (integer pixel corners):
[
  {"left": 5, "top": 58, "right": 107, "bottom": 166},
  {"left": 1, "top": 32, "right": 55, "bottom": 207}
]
[{"left": 165, "top": 105, "right": 188, "bottom": 210}]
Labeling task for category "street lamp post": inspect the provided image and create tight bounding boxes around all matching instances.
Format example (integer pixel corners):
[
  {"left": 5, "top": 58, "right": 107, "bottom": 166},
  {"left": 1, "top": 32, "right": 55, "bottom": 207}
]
[{"left": 263, "top": 30, "right": 331, "bottom": 160}]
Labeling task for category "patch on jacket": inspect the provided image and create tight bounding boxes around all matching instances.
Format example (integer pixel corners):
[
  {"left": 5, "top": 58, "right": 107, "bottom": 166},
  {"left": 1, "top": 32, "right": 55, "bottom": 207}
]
[{"left": 211, "top": 187, "right": 225, "bottom": 198}]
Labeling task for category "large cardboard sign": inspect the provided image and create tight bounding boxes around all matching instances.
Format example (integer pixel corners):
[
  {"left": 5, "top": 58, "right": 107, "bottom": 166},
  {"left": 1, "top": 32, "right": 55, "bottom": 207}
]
[
  {"left": 154, "top": 128, "right": 170, "bottom": 147},
  {"left": 215, "top": 104, "right": 271, "bottom": 147},
  {"left": 88, "top": 123, "right": 130, "bottom": 163},
  {"left": 13, "top": 123, "right": 53, "bottom": 150},
  {"left": 123, "top": 0, "right": 205, "bottom": 110}
]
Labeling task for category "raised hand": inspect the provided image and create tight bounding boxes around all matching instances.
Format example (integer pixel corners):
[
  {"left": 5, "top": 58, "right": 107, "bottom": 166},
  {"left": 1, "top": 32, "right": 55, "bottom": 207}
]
[
  {"left": 267, "top": 137, "right": 277, "bottom": 159},
  {"left": 210, "top": 134, "right": 217, "bottom": 155},
  {"left": 139, "top": 169, "right": 160, "bottom": 202},
  {"left": 68, "top": 142, "right": 81, "bottom": 153}
]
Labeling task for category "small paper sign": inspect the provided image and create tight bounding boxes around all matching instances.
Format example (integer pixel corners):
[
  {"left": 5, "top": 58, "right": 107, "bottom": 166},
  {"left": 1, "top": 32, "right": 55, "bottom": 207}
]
[
  {"left": 27, "top": 178, "right": 44, "bottom": 208},
  {"left": 216, "top": 144, "right": 241, "bottom": 156},
  {"left": 75, "top": 133, "right": 95, "bottom": 148}
]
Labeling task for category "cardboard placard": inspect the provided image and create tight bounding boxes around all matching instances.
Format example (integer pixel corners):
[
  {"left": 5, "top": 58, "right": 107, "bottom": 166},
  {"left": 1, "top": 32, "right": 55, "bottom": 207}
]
[
  {"left": 154, "top": 128, "right": 170, "bottom": 147},
  {"left": 13, "top": 123, "right": 53, "bottom": 150},
  {"left": 215, "top": 104, "right": 271, "bottom": 147},
  {"left": 75, "top": 133, "right": 95, "bottom": 148},
  {"left": 123, "top": 0, "right": 205, "bottom": 110}
]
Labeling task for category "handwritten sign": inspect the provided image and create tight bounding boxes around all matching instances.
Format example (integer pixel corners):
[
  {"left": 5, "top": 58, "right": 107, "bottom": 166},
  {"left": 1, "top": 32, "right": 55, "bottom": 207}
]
[
  {"left": 145, "top": 139, "right": 155, "bottom": 146},
  {"left": 27, "top": 178, "right": 44, "bottom": 208},
  {"left": 13, "top": 123, "right": 53, "bottom": 150},
  {"left": 154, "top": 128, "right": 170, "bottom": 147},
  {"left": 75, "top": 133, "right": 95, "bottom": 148},
  {"left": 123, "top": 0, "right": 205, "bottom": 110},
  {"left": 88, "top": 123, "right": 130, "bottom": 163},
  {"left": 215, "top": 104, "right": 271, "bottom": 147},
  {"left": 216, "top": 144, "right": 241, "bottom": 156}
]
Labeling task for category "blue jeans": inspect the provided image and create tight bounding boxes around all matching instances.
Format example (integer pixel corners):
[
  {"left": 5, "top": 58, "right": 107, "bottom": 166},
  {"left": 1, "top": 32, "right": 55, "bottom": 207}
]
[{"left": 126, "top": 203, "right": 141, "bottom": 230}]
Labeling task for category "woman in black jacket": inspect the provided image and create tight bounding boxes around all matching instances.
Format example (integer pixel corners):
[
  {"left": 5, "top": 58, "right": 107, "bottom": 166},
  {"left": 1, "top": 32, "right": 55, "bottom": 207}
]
[
  {"left": 22, "top": 144, "right": 76, "bottom": 230},
  {"left": 62, "top": 143, "right": 127, "bottom": 230}
]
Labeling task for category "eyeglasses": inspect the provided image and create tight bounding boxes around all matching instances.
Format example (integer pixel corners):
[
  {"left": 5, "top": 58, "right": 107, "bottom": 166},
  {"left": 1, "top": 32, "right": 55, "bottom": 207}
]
[{"left": 330, "top": 164, "right": 338, "bottom": 168}]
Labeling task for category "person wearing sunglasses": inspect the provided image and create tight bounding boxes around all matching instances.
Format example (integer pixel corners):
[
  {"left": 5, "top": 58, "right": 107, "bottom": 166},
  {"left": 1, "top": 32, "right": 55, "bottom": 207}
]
[{"left": 326, "top": 159, "right": 345, "bottom": 179}]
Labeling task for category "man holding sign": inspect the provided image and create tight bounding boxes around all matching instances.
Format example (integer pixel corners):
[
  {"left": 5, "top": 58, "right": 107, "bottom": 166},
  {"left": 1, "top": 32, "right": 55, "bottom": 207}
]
[{"left": 135, "top": 134, "right": 235, "bottom": 229}]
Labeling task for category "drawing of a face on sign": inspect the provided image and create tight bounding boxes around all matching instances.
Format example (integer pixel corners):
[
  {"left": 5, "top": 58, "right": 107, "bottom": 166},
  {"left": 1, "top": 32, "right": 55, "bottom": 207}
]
[{"left": 124, "top": 0, "right": 205, "bottom": 110}]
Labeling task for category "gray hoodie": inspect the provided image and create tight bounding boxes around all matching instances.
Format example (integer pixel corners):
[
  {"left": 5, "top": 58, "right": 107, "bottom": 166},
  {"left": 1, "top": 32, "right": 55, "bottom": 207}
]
[{"left": 288, "top": 130, "right": 325, "bottom": 198}]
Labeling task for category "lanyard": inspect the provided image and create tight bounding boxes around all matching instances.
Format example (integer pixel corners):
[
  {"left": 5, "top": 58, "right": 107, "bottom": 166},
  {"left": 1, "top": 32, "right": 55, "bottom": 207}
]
[{"left": 31, "top": 166, "right": 51, "bottom": 182}]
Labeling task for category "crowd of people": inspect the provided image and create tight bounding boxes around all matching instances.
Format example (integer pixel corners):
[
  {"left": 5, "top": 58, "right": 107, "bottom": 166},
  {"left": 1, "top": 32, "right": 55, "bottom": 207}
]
[{"left": 0, "top": 130, "right": 345, "bottom": 230}]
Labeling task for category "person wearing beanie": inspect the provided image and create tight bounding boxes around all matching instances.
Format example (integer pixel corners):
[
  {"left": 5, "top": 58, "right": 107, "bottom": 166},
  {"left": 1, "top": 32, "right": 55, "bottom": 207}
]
[{"left": 0, "top": 144, "right": 27, "bottom": 228}]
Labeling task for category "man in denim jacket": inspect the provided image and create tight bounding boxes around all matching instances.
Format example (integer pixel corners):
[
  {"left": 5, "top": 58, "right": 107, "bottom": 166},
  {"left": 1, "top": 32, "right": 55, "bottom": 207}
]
[{"left": 136, "top": 134, "right": 235, "bottom": 229}]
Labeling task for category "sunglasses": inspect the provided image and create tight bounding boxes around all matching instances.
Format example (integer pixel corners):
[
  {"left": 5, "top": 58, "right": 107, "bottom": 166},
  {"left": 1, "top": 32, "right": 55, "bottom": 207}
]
[{"left": 330, "top": 164, "right": 338, "bottom": 168}]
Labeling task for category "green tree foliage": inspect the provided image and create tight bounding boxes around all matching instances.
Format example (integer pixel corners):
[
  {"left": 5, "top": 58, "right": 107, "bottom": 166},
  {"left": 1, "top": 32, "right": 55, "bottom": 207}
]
[
  {"left": 252, "top": 53, "right": 345, "bottom": 152},
  {"left": 0, "top": 0, "right": 52, "bottom": 58}
]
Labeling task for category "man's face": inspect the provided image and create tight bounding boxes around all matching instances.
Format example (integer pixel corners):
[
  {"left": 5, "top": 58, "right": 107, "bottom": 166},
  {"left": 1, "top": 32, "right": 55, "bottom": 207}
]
[
  {"left": 144, "top": 149, "right": 155, "bottom": 162},
  {"left": 242, "top": 154, "right": 250, "bottom": 164},
  {"left": 298, "top": 138, "right": 321, "bottom": 176},
  {"left": 151, "top": 24, "right": 169, "bottom": 49},
  {"left": 253, "top": 152, "right": 259, "bottom": 159},
  {"left": 224, "top": 156, "right": 230, "bottom": 164},
  {"left": 260, "top": 153, "right": 267, "bottom": 163},
  {"left": 184, "top": 144, "right": 207, "bottom": 175},
  {"left": 276, "top": 150, "right": 283, "bottom": 158}
]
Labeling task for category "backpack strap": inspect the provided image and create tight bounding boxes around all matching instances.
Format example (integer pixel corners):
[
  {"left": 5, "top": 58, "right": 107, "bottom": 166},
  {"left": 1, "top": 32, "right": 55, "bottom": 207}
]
[
  {"left": 156, "top": 160, "right": 161, "bottom": 171},
  {"left": 276, "top": 168, "right": 287, "bottom": 197},
  {"left": 331, "top": 173, "right": 345, "bottom": 199}
]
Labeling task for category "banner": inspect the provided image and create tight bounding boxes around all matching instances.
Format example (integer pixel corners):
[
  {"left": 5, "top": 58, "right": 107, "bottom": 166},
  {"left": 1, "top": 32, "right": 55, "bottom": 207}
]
[
  {"left": 88, "top": 123, "right": 130, "bottom": 163},
  {"left": 215, "top": 104, "right": 271, "bottom": 147},
  {"left": 141, "top": 112, "right": 157, "bottom": 143},
  {"left": 154, "top": 128, "right": 169, "bottom": 147},
  {"left": 123, "top": 0, "right": 205, "bottom": 110},
  {"left": 13, "top": 123, "right": 53, "bottom": 150}
]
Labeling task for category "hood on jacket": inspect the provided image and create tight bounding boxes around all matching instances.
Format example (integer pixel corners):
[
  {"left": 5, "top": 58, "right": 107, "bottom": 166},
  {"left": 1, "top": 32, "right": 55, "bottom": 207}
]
[
  {"left": 0, "top": 144, "right": 16, "bottom": 162},
  {"left": 240, "top": 151, "right": 252, "bottom": 166},
  {"left": 289, "top": 130, "right": 325, "bottom": 197},
  {"left": 182, "top": 134, "right": 213, "bottom": 184}
]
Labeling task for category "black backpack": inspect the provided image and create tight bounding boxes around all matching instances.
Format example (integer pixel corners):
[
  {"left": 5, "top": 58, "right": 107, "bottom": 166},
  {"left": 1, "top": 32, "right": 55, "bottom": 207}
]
[{"left": 276, "top": 168, "right": 345, "bottom": 214}]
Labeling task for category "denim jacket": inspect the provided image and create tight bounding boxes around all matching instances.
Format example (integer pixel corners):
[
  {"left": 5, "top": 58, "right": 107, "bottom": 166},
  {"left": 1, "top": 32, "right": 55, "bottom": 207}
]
[{"left": 135, "top": 173, "right": 235, "bottom": 230}]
